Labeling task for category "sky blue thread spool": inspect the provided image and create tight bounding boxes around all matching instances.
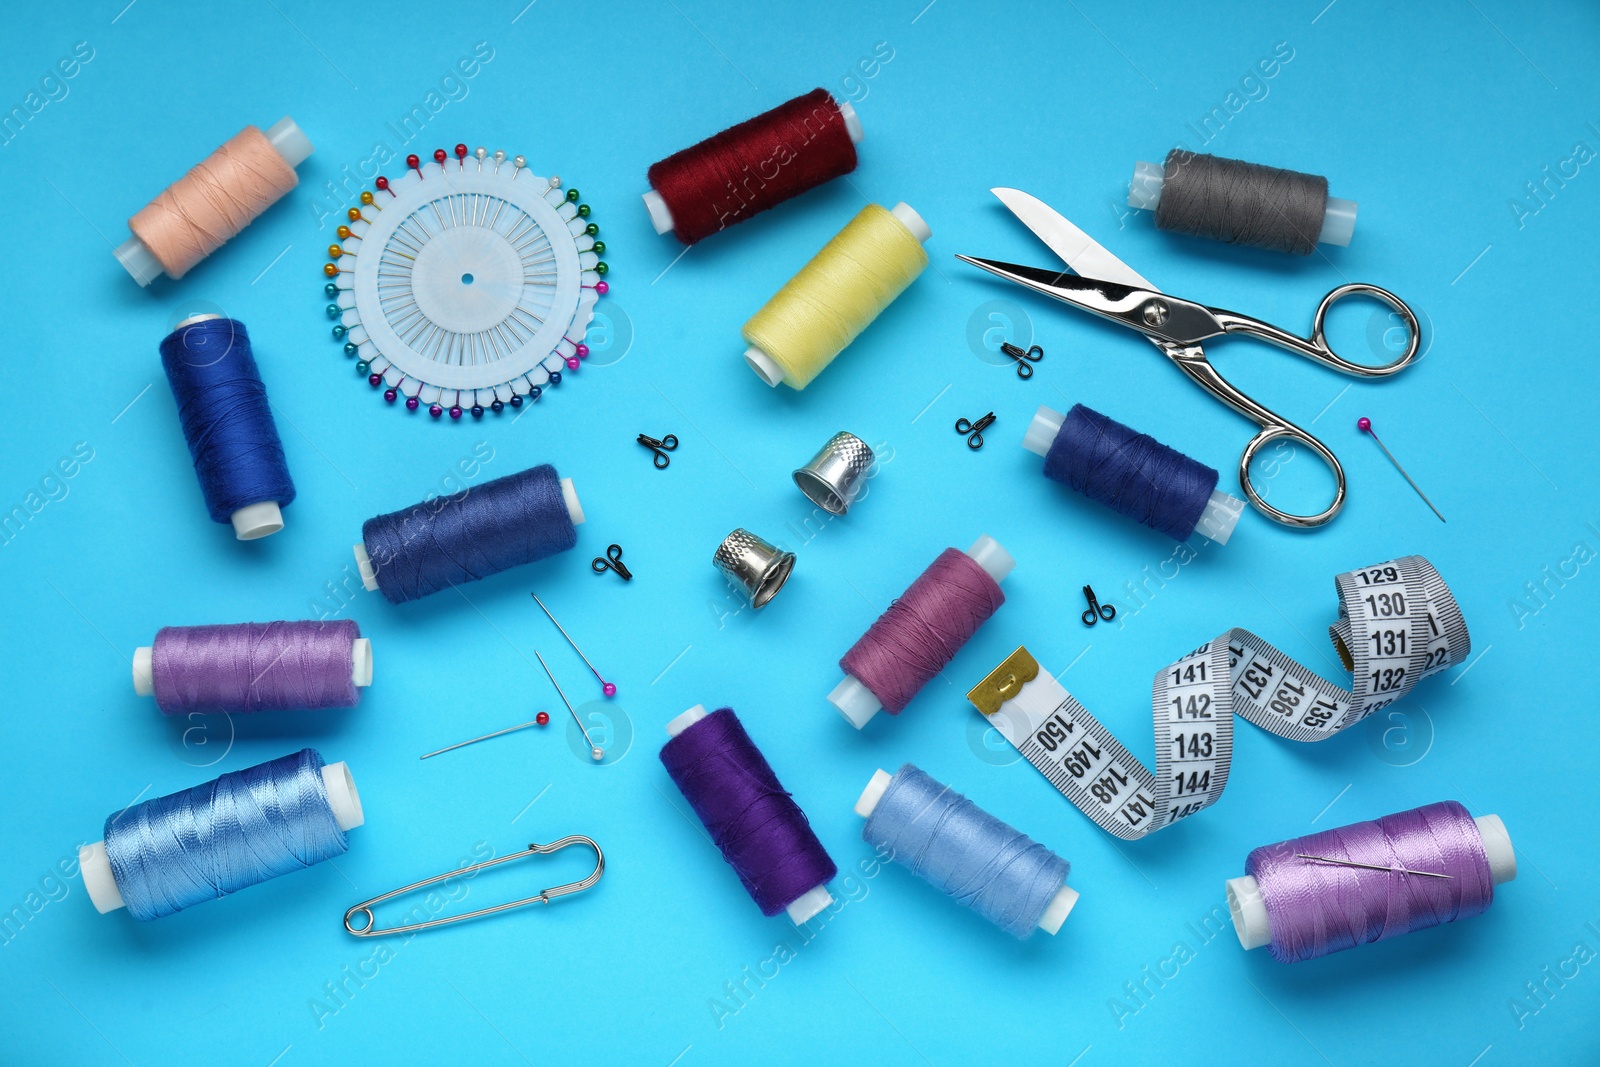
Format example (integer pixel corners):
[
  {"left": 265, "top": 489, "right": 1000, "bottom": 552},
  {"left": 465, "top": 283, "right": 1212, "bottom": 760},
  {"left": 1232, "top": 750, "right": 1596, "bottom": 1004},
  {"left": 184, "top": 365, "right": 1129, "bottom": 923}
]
[
  {"left": 79, "top": 749, "right": 363, "bottom": 920},
  {"left": 353, "top": 463, "right": 585, "bottom": 605},
  {"left": 158, "top": 315, "right": 296, "bottom": 540},
  {"left": 855, "top": 764, "right": 1076, "bottom": 939}
]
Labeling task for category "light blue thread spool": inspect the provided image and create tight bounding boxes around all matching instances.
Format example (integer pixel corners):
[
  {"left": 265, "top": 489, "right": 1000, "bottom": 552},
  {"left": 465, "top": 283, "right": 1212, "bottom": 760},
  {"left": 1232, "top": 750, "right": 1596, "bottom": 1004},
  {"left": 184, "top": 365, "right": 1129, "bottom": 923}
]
[{"left": 856, "top": 763, "right": 1077, "bottom": 939}]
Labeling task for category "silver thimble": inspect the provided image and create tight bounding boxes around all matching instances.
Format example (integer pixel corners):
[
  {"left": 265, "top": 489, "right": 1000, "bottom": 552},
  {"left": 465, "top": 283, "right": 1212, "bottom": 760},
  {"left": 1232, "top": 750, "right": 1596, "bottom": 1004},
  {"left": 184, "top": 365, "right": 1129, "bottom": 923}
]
[
  {"left": 713, "top": 528, "right": 795, "bottom": 609},
  {"left": 792, "top": 431, "right": 876, "bottom": 515}
]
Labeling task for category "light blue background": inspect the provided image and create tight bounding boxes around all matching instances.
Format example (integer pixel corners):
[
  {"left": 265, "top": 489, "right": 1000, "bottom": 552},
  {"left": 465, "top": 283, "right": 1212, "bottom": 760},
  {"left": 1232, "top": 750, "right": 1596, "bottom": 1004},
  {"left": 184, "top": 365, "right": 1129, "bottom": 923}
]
[{"left": 2, "top": 1, "right": 1597, "bottom": 1063}]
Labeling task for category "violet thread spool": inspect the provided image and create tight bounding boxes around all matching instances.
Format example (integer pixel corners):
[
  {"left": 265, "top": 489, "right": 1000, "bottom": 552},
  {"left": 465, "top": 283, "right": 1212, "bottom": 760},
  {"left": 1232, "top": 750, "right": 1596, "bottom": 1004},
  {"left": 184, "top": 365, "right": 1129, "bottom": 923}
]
[
  {"left": 1226, "top": 801, "right": 1516, "bottom": 963},
  {"left": 831, "top": 535, "right": 1012, "bottom": 729},
  {"left": 132, "top": 621, "right": 373, "bottom": 715},
  {"left": 660, "top": 706, "right": 837, "bottom": 923}
]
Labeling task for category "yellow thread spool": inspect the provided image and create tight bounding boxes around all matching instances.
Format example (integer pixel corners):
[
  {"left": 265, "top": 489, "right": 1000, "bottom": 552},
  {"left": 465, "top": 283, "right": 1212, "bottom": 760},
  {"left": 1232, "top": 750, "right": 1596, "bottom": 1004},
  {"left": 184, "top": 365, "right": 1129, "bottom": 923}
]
[{"left": 743, "top": 202, "right": 930, "bottom": 389}]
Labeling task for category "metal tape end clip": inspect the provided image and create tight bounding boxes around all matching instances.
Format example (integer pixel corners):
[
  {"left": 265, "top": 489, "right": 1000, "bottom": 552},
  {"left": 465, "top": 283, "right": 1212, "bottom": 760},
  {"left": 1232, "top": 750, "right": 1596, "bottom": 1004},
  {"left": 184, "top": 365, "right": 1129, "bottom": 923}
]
[{"left": 966, "top": 646, "right": 1040, "bottom": 716}]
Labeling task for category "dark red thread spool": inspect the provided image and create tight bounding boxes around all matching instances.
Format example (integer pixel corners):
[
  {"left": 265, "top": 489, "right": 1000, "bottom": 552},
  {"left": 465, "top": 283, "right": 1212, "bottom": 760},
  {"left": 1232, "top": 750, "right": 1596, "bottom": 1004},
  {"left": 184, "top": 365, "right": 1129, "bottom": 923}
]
[{"left": 643, "top": 88, "right": 862, "bottom": 245}]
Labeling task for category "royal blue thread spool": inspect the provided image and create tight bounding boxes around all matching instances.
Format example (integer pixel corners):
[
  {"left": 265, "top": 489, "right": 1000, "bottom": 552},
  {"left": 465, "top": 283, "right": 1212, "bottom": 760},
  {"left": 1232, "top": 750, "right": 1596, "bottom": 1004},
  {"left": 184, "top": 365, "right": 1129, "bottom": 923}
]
[
  {"left": 78, "top": 748, "right": 364, "bottom": 920},
  {"left": 1022, "top": 403, "right": 1244, "bottom": 544},
  {"left": 354, "top": 463, "right": 585, "bottom": 605},
  {"left": 158, "top": 315, "right": 296, "bottom": 540}
]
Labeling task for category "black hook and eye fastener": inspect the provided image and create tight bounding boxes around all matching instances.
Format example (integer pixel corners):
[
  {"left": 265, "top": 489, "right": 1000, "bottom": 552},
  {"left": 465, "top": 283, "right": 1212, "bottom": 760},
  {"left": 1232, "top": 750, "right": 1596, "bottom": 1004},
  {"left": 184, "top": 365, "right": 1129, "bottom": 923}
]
[
  {"left": 637, "top": 433, "right": 678, "bottom": 469},
  {"left": 956, "top": 412, "right": 996, "bottom": 449},
  {"left": 592, "top": 544, "right": 632, "bottom": 581},
  {"left": 1081, "top": 585, "right": 1116, "bottom": 626},
  {"left": 1000, "top": 342, "right": 1044, "bottom": 378}
]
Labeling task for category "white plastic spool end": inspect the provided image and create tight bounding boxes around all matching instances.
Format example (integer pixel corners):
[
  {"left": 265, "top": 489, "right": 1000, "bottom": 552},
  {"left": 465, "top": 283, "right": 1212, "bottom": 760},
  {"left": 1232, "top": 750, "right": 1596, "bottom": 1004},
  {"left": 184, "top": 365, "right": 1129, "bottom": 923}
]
[
  {"left": 1191, "top": 490, "right": 1246, "bottom": 546},
  {"left": 1023, "top": 405, "right": 1065, "bottom": 458},
  {"left": 322, "top": 762, "right": 364, "bottom": 831},
  {"left": 786, "top": 884, "right": 834, "bottom": 925},
  {"left": 666, "top": 704, "right": 709, "bottom": 738},
  {"left": 1128, "top": 160, "right": 1165, "bottom": 211},
  {"left": 830, "top": 674, "right": 882, "bottom": 729},
  {"left": 353, "top": 543, "right": 380, "bottom": 592},
  {"left": 561, "top": 477, "right": 585, "bottom": 525},
  {"left": 114, "top": 236, "right": 164, "bottom": 287},
  {"left": 1226, "top": 875, "right": 1273, "bottom": 950},
  {"left": 1037, "top": 884, "right": 1079, "bottom": 935},
  {"left": 964, "top": 534, "right": 1015, "bottom": 584},
  {"left": 264, "top": 117, "right": 314, "bottom": 168},
  {"left": 79, "top": 841, "right": 125, "bottom": 914},
  {"left": 744, "top": 345, "right": 785, "bottom": 388},
  {"left": 132, "top": 646, "right": 154, "bottom": 697},
  {"left": 1319, "top": 197, "right": 1358, "bottom": 247},
  {"left": 838, "top": 102, "right": 864, "bottom": 144},
  {"left": 1475, "top": 814, "right": 1516, "bottom": 885},
  {"left": 642, "top": 189, "right": 675, "bottom": 235},
  {"left": 854, "top": 769, "right": 894, "bottom": 818},
  {"left": 230, "top": 500, "right": 284, "bottom": 540},
  {"left": 889, "top": 202, "right": 931, "bottom": 244},
  {"left": 351, "top": 638, "right": 373, "bottom": 687}
]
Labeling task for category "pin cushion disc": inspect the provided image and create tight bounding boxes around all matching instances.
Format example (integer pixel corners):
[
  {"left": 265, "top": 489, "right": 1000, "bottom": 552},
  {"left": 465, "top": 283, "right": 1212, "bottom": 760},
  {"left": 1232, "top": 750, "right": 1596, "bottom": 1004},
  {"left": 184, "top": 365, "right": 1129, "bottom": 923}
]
[{"left": 322, "top": 146, "right": 608, "bottom": 417}]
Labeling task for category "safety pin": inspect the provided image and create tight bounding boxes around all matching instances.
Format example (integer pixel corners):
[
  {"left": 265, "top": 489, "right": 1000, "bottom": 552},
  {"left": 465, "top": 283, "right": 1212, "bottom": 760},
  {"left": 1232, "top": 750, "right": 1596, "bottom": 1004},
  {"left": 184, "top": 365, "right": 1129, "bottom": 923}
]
[{"left": 343, "top": 836, "right": 605, "bottom": 937}]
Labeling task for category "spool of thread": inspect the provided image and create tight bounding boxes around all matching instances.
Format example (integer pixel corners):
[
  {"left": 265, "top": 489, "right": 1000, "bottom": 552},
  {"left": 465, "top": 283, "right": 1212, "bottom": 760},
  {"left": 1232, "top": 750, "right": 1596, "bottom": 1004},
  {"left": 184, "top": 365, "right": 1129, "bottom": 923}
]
[
  {"left": 79, "top": 748, "right": 363, "bottom": 920},
  {"left": 742, "top": 202, "right": 930, "bottom": 390},
  {"left": 159, "top": 316, "right": 297, "bottom": 540},
  {"left": 831, "top": 535, "right": 1011, "bottom": 729},
  {"left": 644, "top": 88, "right": 863, "bottom": 244},
  {"left": 354, "top": 463, "right": 584, "bottom": 605},
  {"left": 1226, "top": 801, "right": 1516, "bottom": 963},
  {"left": 131, "top": 620, "right": 373, "bottom": 715},
  {"left": 1128, "top": 148, "right": 1357, "bottom": 254},
  {"left": 117, "top": 117, "right": 313, "bottom": 285},
  {"left": 856, "top": 764, "right": 1076, "bottom": 939},
  {"left": 1023, "top": 404, "right": 1244, "bottom": 544},
  {"left": 660, "top": 705, "right": 837, "bottom": 923}
]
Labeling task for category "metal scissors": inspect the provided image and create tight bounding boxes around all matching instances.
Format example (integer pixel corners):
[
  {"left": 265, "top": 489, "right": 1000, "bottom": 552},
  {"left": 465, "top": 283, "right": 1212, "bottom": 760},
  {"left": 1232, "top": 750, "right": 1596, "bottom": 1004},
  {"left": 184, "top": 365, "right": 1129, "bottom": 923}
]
[
  {"left": 592, "top": 544, "right": 632, "bottom": 580},
  {"left": 957, "top": 188, "right": 1421, "bottom": 527},
  {"left": 637, "top": 432, "right": 678, "bottom": 469}
]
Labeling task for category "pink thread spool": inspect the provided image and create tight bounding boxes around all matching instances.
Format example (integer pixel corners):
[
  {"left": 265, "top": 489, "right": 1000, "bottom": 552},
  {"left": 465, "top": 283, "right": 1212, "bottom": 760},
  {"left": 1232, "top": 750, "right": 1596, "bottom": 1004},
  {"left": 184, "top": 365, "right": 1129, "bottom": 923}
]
[{"left": 830, "top": 535, "right": 1012, "bottom": 729}]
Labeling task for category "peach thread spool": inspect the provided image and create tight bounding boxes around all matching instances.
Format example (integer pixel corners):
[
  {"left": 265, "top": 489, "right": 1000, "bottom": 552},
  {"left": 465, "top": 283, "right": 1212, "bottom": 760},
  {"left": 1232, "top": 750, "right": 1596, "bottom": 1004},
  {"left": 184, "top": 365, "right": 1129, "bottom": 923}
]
[{"left": 116, "top": 117, "right": 313, "bottom": 286}]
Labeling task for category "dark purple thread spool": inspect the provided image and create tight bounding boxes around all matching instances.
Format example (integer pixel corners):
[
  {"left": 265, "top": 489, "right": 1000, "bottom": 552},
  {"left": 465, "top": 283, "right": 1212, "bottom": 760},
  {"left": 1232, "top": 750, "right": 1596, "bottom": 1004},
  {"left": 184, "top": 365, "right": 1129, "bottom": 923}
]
[
  {"left": 830, "top": 536, "right": 1012, "bottom": 730},
  {"left": 660, "top": 706, "right": 837, "bottom": 922},
  {"left": 1226, "top": 801, "right": 1516, "bottom": 963},
  {"left": 133, "top": 620, "right": 372, "bottom": 715}
]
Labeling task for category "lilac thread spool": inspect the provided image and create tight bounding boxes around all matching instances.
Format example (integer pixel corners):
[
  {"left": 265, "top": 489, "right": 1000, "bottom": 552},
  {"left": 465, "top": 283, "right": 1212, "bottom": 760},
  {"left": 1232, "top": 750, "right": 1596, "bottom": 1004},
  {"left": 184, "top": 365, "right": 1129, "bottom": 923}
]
[
  {"left": 830, "top": 535, "right": 1012, "bottom": 729},
  {"left": 1226, "top": 801, "right": 1516, "bottom": 963},
  {"left": 660, "top": 705, "right": 837, "bottom": 923},
  {"left": 132, "top": 621, "right": 373, "bottom": 714}
]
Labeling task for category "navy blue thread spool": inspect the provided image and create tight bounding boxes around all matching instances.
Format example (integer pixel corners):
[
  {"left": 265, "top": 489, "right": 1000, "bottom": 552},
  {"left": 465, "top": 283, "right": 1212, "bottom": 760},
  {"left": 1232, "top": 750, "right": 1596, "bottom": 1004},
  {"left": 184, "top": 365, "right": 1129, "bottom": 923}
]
[
  {"left": 354, "top": 463, "right": 585, "bottom": 604},
  {"left": 1022, "top": 403, "right": 1244, "bottom": 544},
  {"left": 159, "top": 316, "right": 296, "bottom": 539}
]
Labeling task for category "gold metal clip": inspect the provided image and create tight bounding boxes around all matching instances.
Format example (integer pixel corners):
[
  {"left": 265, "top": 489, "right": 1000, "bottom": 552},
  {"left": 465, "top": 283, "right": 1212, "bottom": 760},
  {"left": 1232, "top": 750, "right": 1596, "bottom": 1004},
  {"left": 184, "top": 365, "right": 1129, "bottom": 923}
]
[
  {"left": 966, "top": 646, "right": 1041, "bottom": 716},
  {"left": 343, "top": 835, "right": 604, "bottom": 937}
]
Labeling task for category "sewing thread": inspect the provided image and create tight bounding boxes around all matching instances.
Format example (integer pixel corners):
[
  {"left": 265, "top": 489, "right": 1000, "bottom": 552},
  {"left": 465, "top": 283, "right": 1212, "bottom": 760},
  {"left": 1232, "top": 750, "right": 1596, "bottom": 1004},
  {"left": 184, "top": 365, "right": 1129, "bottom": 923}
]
[
  {"left": 147, "top": 620, "right": 365, "bottom": 715},
  {"left": 1157, "top": 149, "right": 1328, "bottom": 255}
]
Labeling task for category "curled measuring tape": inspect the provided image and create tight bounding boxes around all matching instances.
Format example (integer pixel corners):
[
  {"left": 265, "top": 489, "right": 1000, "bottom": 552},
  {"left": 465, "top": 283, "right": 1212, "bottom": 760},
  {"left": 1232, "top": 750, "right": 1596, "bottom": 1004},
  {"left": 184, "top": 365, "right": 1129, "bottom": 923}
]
[{"left": 966, "top": 556, "right": 1468, "bottom": 841}]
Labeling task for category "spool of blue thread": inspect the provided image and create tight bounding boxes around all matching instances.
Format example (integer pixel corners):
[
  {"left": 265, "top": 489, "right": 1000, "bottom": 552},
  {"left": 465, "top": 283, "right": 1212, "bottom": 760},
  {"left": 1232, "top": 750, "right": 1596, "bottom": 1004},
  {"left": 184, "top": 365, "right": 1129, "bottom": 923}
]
[
  {"left": 1022, "top": 403, "right": 1244, "bottom": 544},
  {"left": 855, "top": 764, "right": 1077, "bottom": 939},
  {"left": 354, "top": 463, "right": 585, "bottom": 604},
  {"left": 158, "top": 316, "right": 296, "bottom": 540},
  {"left": 78, "top": 748, "right": 364, "bottom": 920}
]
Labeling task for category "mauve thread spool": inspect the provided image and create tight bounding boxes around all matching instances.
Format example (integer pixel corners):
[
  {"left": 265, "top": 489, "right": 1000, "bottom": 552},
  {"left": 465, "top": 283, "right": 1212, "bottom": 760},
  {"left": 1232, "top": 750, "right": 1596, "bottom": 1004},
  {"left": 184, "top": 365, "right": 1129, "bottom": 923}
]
[
  {"left": 354, "top": 463, "right": 585, "bottom": 605},
  {"left": 1022, "top": 404, "right": 1245, "bottom": 544},
  {"left": 660, "top": 706, "right": 837, "bottom": 923},
  {"left": 1127, "top": 148, "right": 1357, "bottom": 253},
  {"left": 643, "top": 89, "right": 864, "bottom": 244},
  {"left": 831, "top": 536, "right": 1012, "bottom": 729},
  {"left": 1226, "top": 802, "right": 1516, "bottom": 963},
  {"left": 856, "top": 764, "right": 1077, "bottom": 939},
  {"left": 132, "top": 621, "right": 373, "bottom": 715}
]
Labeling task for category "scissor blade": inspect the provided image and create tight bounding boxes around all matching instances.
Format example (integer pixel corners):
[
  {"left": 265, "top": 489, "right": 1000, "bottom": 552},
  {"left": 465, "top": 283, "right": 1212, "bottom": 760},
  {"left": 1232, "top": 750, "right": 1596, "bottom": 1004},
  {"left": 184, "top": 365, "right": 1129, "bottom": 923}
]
[{"left": 990, "top": 188, "right": 1153, "bottom": 290}]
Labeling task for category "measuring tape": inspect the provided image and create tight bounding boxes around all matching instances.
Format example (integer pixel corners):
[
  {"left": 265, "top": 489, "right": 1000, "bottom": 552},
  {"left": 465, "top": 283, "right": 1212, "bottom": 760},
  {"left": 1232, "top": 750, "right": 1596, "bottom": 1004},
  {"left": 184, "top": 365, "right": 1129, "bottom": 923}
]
[{"left": 966, "top": 557, "right": 1469, "bottom": 840}]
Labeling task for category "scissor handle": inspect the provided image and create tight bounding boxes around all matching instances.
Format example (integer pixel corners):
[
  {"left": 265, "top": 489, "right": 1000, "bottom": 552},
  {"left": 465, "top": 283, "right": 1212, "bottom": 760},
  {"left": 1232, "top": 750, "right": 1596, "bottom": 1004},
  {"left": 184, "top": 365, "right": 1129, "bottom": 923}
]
[
  {"left": 1238, "top": 423, "right": 1346, "bottom": 529},
  {"left": 1215, "top": 283, "right": 1421, "bottom": 378}
]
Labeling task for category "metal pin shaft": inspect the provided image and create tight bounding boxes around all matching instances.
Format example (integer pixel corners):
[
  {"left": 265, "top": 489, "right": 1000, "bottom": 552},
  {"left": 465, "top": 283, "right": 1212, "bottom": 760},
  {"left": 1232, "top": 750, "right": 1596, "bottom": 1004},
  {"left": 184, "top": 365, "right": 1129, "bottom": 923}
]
[
  {"left": 1359, "top": 418, "right": 1445, "bottom": 523},
  {"left": 1295, "top": 854, "right": 1452, "bottom": 879},
  {"left": 530, "top": 593, "right": 615, "bottom": 695},
  {"left": 536, "top": 650, "right": 603, "bottom": 761},
  {"left": 421, "top": 719, "right": 545, "bottom": 760}
]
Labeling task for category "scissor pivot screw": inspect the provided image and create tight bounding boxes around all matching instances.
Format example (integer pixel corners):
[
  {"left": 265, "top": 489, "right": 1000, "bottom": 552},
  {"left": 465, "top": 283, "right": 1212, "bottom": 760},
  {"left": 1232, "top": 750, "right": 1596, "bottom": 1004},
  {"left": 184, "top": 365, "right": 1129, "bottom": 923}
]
[{"left": 1142, "top": 300, "right": 1169, "bottom": 327}]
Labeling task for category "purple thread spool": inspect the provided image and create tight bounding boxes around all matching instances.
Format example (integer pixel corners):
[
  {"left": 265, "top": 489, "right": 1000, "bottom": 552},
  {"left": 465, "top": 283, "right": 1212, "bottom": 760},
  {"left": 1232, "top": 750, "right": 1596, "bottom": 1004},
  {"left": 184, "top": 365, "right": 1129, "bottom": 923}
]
[
  {"left": 1022, "top": 404, "right": 1245, "bottom": 545},
  {"left": 660, "top": 706, "right": 837, "bottom": 923},
  {"left": 1226, "top": 801, "right": 1516, "bottom": 963},
  {"left": 830, "top": 536, "right": 1012, "bottom": 729},
  {"left": 132, "top": 621, "right": 372, "bottom": 714}
]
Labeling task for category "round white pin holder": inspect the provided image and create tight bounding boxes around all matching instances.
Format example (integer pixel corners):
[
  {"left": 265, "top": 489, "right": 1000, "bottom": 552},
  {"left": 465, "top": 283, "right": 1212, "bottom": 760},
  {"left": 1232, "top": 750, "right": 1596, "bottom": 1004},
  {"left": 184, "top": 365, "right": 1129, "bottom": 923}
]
[
  {"left": 352, "top": 477, "right": 584, "bottom": 592},
  {"left": 853, "top": 768, "right": 1079, "bottom": 935},
  {"left": 78, "top": 761, "right": 364, "bottom": 914},
  {"left": 666, "top": 704, "right": 834, "bottom": 925},
  {"left": 1126, "top": 160, "right": 1358, "bottom": 247},
  {"left": 130, "top": 633, "right": 373, "bottom": 700},
  {"left": 830, "top": 535, "right": 1013, "bottom": 729}
]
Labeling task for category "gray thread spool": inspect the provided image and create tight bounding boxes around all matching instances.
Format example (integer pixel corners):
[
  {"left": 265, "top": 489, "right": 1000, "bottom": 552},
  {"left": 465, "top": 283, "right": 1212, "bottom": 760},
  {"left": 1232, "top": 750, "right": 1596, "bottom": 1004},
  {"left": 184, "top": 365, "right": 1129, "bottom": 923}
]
[{"left": 1129, "top": 149, "right": 1357, "bottom": 254}]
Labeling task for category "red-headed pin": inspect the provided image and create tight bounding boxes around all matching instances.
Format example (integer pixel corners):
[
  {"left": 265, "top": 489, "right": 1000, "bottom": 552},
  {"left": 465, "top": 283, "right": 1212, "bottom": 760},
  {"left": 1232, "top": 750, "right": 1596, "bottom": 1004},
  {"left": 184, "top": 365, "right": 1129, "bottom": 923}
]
[{"left": 1358, "top": 417, "right": 1444, "bottom": 523}]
